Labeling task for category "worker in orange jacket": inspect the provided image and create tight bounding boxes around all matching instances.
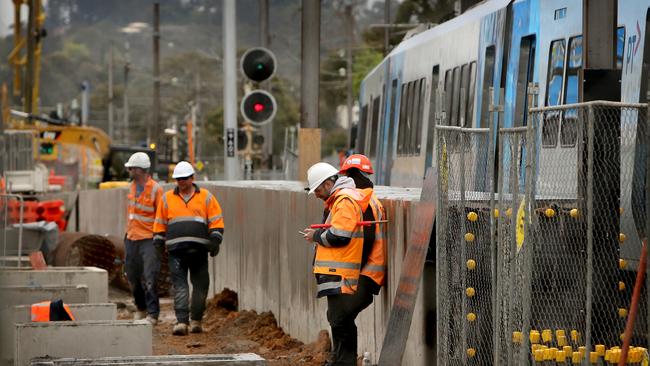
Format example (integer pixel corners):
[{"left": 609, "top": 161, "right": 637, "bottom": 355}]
[
  {"left": 339, "top": 154, "right": 387, "bottom": 294},
  {"left": 302, "top": 162, "right": 374, "bottom": 366},
  {"left": 124, "top": 152, "right": 163, "bottom": 325},
  {"left": 153, "top": 161, "right": 224, "bottom": 336}
]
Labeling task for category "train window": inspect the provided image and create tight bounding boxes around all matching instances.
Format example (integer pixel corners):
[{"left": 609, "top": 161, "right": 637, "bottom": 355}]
[
  {"left": 617, "top": 27, "right": 625, "bottom": 70},
  {"left": 425, "top": 67, "right": 439, "bottom": 167},
  {"left": 561, "top": 36, "right": 582, "bottom": 147},
  {"left": 467, "top": 62, "right": 477, "bottom": 128},
  {"left": 387, "top": 79, "right": 398, "bottom": 159},
  {"left": 397, "top": 84, "right": 408, "bottom": 155},
  {"left": 369, "top": 96, "right": 381, "bottom": 157},
  {"left": 444, "top": 70, "right": 453, "bottom": 125},
  {"left": 357, "top": 103, "right": 368, "bottom": 153},
  {"left": 452, "top": 67, "right": 461, "bottom": 126},
  {"left": 480, "top": 47, "right": 496, "bottom": 128},
  {"left": 546, "top": 39, "right": 565, "bottom": 107},
  {"left": 415, "top": 78, "right": 426, "bottom": 155},
  {"left": 460, "top": 64, "right": 470, "bottom": 127},
  {"left": 408, "top": 79, "right": 421, "bottom": 155},
  {"left": 515, "top": 35, "right": 536, "bottom": 127}
]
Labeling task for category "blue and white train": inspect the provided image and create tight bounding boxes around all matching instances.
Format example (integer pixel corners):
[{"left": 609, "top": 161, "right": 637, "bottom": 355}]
[{"left": 355, "top": 0, "right": 648, "bottom": 256}]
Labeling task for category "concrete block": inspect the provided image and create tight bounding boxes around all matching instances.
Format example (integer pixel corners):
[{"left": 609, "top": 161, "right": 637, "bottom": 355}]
[
  {"left": 0, "top": 285, "right": 89, "bottom": 308},
  {"left": 15, "top": 320, "right": 152, "bottom": 366},
  {"left": 1, "top": 304, "right": 116, "bottom": 365},
  {"left": 0, "top": 267, "right": 108, "bottom": 302},
  {"left": 28, "top": 354, "right": 266, "bottom": 365}
]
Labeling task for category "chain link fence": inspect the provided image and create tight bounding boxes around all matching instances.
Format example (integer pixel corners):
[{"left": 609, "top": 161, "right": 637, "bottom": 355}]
[
  {"left": 436, "top": 126, "right": 494, "bottom": 366},
  {"left": 436, "top": 101, "right": 649, "bottom": 365}
]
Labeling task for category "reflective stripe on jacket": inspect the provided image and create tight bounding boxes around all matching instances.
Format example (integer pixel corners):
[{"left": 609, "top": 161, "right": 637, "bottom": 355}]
[
  {"left": 359, "top": 189, "right": 387, "bottom": 288},
  {"left": 313, "top": 187, "right": 364, "bottom": 297},
  {"left": 126, "top": 178, "right": 163, "bottom": 240},
  {"left": 31, "top": 301, "right": 75, "bottom": 322},
  {"left": 153, "top": 184, "right": 224, "bottom": 252}
]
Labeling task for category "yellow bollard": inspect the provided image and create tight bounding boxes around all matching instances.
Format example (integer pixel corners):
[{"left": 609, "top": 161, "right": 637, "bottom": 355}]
[
  {"left": 530, "top": 330, "right": 541, "bottom": 344},
  {"left": 465, "top": 287, "right": 475, "bottom": 297},
  {"left": 512, "top": 331, "right": 523, "bottom": 344},
  {"left": 494, "top": 208, "right": 500, "bottom": 218},
  {"left": 465, "top": 232, "right": 476, "bottom": 242},
  {"left": 563, "top": 346, "right": 573, "bottom": 358},
  {"left": 467, "top": 348, "right": 476, "bottom": 358},
  {"left": 505, "top": 208, "right": 512, "bottom": 217},
  {"left": 557, "top": 335, "right": 567, "bottom": 347},
  {"left": 467, "top": 312, "right": 477, "bottom": 322},
  {"left": 556, "top": 348, "right": 567, "bottom": 363},
  {"left": 572, "top": 351, "right": 582, "bottom": 364},
  {"left": 542, "top": 329, "right": 553, "bottom": 344},
  {"left": 570, "top": 208, "right": 579, "bottom": 218},
  {"left": 579, "top": 346, "right": 586, "bottom": 358},
  {"left": 545, "top": 208, "right": 556, "bottom": 218},
  {"left": 467, "top": 211, "right": 478, "bottom": 222},
  {"left": 571, "top": 330, "right": 580, "bottom": 344},
  {"left": 589, "top": 351, "right": 599, "bottom": 364},
  {"left": 535, "top": 349, "right": 545, "bottom": 362},
  {"left": 595, "top": 344, "right": 605, "bottom": 357}
]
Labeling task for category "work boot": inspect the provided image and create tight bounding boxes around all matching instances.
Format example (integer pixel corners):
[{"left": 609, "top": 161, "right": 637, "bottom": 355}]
[
  {"left": 190, "top": 320, "right": 202, "bottom": 333},
  {"left": 172, "top": 322, "right": 189, "bottom": 336},
  {"left": 133, "top": 310, "right": 146, "bottom": 320},
  {"left": 145, "top": 315, "right": 158, "bottom": 326}
]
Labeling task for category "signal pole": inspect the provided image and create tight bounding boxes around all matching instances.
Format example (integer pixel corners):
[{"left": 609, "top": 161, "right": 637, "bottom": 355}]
[
  {"left": 223, "top": 0, "right": 238, "bottom": 180},
  {"left": 259, "top": 0, "right": 273, "bottom": 167},
  {"left": 108, "top": 42, "right": 114, "bottom": 139},
  {"left": 152, "top": 2, "right": 161, "bottom": 147},
  {"left": 345, "top": 4, "right": 353, "bottom": 137}
]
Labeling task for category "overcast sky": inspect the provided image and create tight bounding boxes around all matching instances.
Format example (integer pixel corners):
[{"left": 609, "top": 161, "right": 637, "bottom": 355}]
[{"left": 0, "top": 1, "right": 13, "bottom": 37}]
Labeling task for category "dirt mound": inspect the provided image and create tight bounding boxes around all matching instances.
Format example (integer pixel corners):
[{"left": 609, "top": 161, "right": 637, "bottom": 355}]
[{"left": 151, "top": 289, "right": 331, "bottom": 366}]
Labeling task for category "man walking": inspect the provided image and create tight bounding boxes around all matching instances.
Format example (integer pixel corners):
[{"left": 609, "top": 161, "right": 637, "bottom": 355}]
[
  {"left": 153, "top": 161, "right": 224, "bottom": 335},
  {"left": 301, "top": 162, "right": 374, "bottom": 366},
  {"left": 124, "top": 152, "right": 163, "bottom": 324}
]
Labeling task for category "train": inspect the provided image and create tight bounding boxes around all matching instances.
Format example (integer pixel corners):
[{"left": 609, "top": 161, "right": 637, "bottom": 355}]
[{"left": 354, "top": 0, "right": 648, "bottom": 260}]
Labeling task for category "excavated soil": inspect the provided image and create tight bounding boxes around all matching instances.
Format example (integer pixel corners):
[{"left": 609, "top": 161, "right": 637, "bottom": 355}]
[{"left": 138, "top": 288, "right": 331, "bottom": 365}]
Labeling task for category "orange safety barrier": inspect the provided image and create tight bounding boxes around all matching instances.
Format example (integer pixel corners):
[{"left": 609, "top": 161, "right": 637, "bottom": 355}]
[
  {"left": 36, "top": 200, "right": 65, "bottom": 222},
  {"left": 8, "top": 200, "right": 38, "bottom": 223}
]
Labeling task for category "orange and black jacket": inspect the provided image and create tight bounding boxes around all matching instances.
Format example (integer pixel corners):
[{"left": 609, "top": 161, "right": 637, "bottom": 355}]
[{"left": 153, "top": 184, "right": 224, "bottom": 253}]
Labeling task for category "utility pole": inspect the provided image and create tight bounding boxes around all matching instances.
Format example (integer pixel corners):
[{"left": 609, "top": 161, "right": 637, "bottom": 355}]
[
  {"left": 345, "top": 4, "right": 354, "bottom": 136},
  {"left": 123, "top": 41, "right": 130, "bottom": 144},
  {"left": 223, "top": 0, "right": 238, "bottom": 180},
  {"left": 259, "top": 0, "right": 273, "bottom": 168},
  {"left": 194, "top": 72, "right": 202, "bottom": 163},
  {"left": 384, "top": 0, "right": 390, "bottom": 56},
  {"left": 298, "top": 0, "right": 322, "bottom": 180},
  {"left": 108, "top": 42, "right": 114, "bottom": 139},
  {"left": 152, "top": 2, "right": 161, "bottom": 147}
]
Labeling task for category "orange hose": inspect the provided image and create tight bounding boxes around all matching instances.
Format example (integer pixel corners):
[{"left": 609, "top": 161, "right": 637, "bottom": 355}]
[{"left": 619, "top": 238, "right": 647, "bottom": 366}]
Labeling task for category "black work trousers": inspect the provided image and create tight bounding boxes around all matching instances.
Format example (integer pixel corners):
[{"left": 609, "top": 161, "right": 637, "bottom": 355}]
[
  {"left": 168, "top": 248, "right": 209, "bottom": 323},
  {"left": 326, "top": 276, "right": 375, "bottom": 366}
]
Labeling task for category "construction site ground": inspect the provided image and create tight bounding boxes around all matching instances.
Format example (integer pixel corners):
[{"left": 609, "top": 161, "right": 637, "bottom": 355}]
[{"left": 111, "top": 286, "right": 331, "bottom": 366}]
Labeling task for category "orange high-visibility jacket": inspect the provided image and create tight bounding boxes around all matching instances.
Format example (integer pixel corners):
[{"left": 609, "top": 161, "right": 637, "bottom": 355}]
[
  {"left": 153, "top": 184, "right": 224, "bottom": 252},
  {"left": 31, "top": 301, "right": 75, "bottom": 322},
  {"left": 313, "top": 187, "right": 365, "bottom": 297},
  {"left": 358, "top": 188, "right": 387, "bottom": 288},
  {"left": 126, "top": 177, "right": 163, "bottom": 241}
]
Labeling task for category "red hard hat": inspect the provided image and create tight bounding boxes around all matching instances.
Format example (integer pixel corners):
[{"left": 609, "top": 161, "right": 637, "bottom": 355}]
[{"left": 339, "top": 154, "right": 374, "bottom": 174}]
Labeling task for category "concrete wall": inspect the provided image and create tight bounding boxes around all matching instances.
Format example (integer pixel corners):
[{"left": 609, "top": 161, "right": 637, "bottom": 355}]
[
  {"left": 0, "top": 285, "right": 89, "bottom": 308},
  {"left": 0, "top": 267, "right": 108, "bottom": 302},
  {"left": 15, "top": 320, "right": 152, "bottom": 366},
  {"left": 1, "top": 304, "right": 117, "bottom": 365},
  {"left": 77, "top": 182, "right": 436, "bottom": 365}
]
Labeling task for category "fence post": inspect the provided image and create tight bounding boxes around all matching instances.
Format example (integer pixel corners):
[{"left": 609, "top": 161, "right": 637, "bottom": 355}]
[
  {"left": 584, "top": 103, "right": 595, "bottom": 366},
  {"left": 487, "top": 87, "right": 500, "bottom": 366}
]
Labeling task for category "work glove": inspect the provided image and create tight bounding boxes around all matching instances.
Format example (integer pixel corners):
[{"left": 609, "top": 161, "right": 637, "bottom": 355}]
[{"left": 209, "top": 242, "right": 220, "bottom": 257}]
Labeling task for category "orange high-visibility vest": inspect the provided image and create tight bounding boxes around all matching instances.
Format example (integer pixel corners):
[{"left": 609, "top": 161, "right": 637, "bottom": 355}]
[
  {"left": 153, "top": 185, "right": 224, "bottom": 252},
  {"left": 126, "top": 177, "right": 163, "bottom": 241},
  {"left": 31, "top": 301, "right": 75, "bottom": 322},
  {"left": 359, "top": 189, "right": 387, "bottom": 287},
  {"left": 313, "top": 188, "right": 365, "bottom": 297}
]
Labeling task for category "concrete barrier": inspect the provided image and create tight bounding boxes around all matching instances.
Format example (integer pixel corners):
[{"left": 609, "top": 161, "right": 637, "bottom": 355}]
[
  {"left": 15, "top": 320, "right": 152, "bottom": 366},
  {"left": 0, "top": 304, "right": 117, "bottom": 366},
  {"left": 0, "top": 257, "right": 31, "bottom": 268},
  {"left": 0, "top": 267, "right": 108, "bottom": 302},
  {"left": 28, "top": 354, "right": 266, "bottom": 365},
  {"left": 77, "top": 182, "right": 436, "bottom": 365},
  {"left": 0, "top": 285, "right": 89, "bottom": 308}
]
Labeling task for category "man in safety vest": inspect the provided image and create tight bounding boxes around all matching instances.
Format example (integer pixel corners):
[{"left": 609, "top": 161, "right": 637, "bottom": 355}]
[
  {"left": 302, "top": 162, "right": 374, "bottom": 366},
  {"left": 153, "top": 161, "right": 224, "bottom": 336},
  {"left": 124, "top": 152, "right": 163, "bottom": 325},
  {"left": 339, "top": 154, "right": 387, "bottom": 296}
]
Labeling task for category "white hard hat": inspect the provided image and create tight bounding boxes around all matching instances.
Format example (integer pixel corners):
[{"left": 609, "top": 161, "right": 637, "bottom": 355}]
[
  {"left": 124, "top": 152, "right": 151, "bottom": 169},
  {"left": 306, "top": 162, "right": 339, "bottom": 194},
  {"left": 172, "top": 161, "right": 195, "bottom": 179}
]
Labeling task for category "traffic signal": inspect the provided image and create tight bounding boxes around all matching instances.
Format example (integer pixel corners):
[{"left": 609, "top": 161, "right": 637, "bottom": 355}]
[
  {"left": 240, "top": 90, "right": 277, "bottom": 126},
  {"left": 240, "top": 47, "right": 276, "bottom": 83}
]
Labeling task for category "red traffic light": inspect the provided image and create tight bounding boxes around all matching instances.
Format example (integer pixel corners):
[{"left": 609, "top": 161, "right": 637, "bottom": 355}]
[{"left": 240, "top": 90, "right": 277, "bottom": 125}]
